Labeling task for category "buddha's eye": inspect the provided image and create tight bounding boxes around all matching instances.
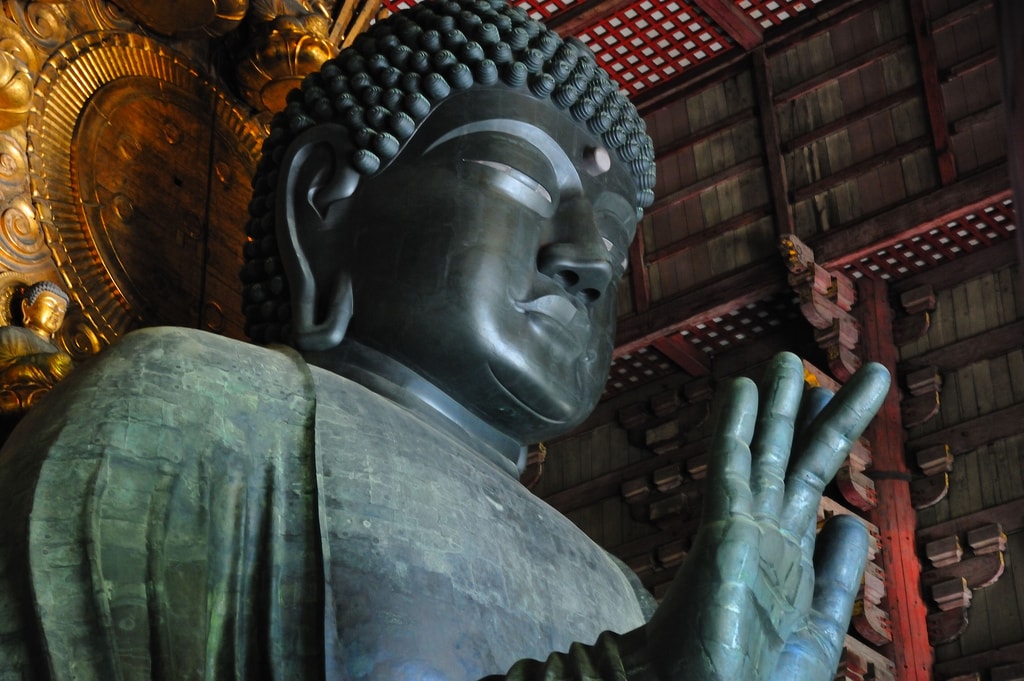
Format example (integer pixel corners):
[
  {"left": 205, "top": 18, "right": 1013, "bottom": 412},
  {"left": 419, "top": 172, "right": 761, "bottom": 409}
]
[{"left": 465, "top": 159, "right": 552, "bottom": 204}]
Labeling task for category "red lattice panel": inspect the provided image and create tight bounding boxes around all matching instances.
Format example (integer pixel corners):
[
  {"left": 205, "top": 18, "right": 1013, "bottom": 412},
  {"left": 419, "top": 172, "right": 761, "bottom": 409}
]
[
  {"left": 578, "top": 0, "right": 734, "bottom": 96},
  {"left": 842, "top": 199, "right": 1017, "bottom": 281},
  {"left": 681, "top": 293, "right": 800, "bottom": 354},
  {"left": 736, "top": 0, "right": 827, "bottom": 29},
  {"left": 605, "top": 345, "right": 677, "bottom": 397}
]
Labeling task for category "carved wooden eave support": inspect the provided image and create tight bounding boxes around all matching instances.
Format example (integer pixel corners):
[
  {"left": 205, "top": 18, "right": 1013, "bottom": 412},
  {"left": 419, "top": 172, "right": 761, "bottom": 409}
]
[
  {"left": 921, "top": 523, "right": 1009, "bottom": 646},
  {"left": 778, "top": 233, "right": 860, "bottom": 381}
]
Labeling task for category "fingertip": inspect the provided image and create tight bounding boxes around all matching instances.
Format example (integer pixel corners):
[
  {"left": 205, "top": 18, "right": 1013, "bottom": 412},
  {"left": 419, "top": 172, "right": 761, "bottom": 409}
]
[
  {"left": 713, "top": 376, "right": 759, "bottom": 444},
  {"left": 815, "top": 515, "right": 869, "bottom": 587}
]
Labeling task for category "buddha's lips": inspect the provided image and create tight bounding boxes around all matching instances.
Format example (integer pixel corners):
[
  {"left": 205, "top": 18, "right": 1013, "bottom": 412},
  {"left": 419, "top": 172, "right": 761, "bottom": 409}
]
[{"left": 514, "top": 294, "right": 578, "bottom": 326}]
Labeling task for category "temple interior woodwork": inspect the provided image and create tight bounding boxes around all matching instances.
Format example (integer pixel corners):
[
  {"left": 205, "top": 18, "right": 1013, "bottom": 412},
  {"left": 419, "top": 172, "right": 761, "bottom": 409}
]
[{"left": 0, "top": 0, "right": 1020, "bottom": 678}]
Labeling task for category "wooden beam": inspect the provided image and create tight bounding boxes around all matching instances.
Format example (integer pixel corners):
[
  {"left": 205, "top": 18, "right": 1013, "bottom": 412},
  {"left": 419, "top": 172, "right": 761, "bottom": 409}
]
[
  {"left": 781, "top": 85, "right": 919, "bottom": 153},
  {"left": 543, "top": 438, "right": 708, "bottom": 513},
  {"left": 996, "top": 0, "right": 1024, "bottom": 289},
  {"left": 651, "top": 334, "right": 712, "bottom": 376},
  {"left": 689, "top": 0, "right": 763, "bottom": 51},
  {"left": 791, "top": 137, "right": 929, "bottom": 203},
  {"left": 856, "top": 277, "right": 933, "bottom": 680},
  {"left": 891, "top": 229, "right": 1019, "bottom": 295},
  {"left": 917, "top": 497, "right": 1024, "bottom": 545},
  {"left": 614, "top": 169, "right": 1010, "bottom": 362},
  {"left": 899, "top": 319, "right": 1024, "bottom": 373},
  {"left": 763, "top": 0, "right": 887, "bottom": 54},
  {"left": 815, "top": 163, "right": 1011, "bottom": 268},
  {"left": 933, "top": 640, "right": 1024, "bottom": 679},
  {"left": 647, "top": 156, "right": 762, "bottom": 217},
  {"left": 544, "top": 0, "right": 635, "bottom": 37},
  {"left": 753, "top": 47, "right": 794, "bottom": 236},
  {"left": 950, "top": 102, "right": 1005, "bottom": 135},
  {"left": 614, "top": 258, "right": 786, "bottom": 356},
  {"left": 654, "top": 108, "right": 754, "bottom": 159},
  {"left": 907, "top": 402, "right": 1024, "bottom": 454},
  {"left": 646, "top": 207, "right": 771, "bottom": 265},
  {"left": 628, "top": 229, "right": 651, "bottom": 313},
  {"left": 942, "top": 46, "right": 998, "bottom": 82},
  {"left": 635, "top": 51, "right": 748, "bottom": 116},
  {"left": 909, "top": 0, "right": 957, "bottom": 185},
  {"left": 637, "top": 0, "right": 884, "bottom": 115},
  {"left": 773, "top": 37, "right": 909, "bottom": 105},
  {"left": 931, "top": 0, "right": 994, "bottom": 33}
]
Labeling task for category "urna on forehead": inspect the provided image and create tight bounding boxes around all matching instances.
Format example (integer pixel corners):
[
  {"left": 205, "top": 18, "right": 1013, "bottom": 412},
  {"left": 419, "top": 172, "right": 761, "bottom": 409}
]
[{"left": 286, "top": 0, "right": 655, "bottom": 209}]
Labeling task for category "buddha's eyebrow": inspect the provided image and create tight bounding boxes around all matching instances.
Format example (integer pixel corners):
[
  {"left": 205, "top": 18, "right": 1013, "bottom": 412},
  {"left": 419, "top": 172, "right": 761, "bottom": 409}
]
[{"left": 423, "top": 119, "right": 581, "bottom": 192}]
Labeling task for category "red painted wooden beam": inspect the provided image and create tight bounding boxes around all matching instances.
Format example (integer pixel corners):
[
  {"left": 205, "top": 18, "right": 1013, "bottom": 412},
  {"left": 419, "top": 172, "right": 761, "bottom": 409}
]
[
  {"left": 857, "top": 277, "right": 933, "bottom": 680},
  {"left": 689, "top": 0, "right": 763, "bottom": 51},
  {"left": 651, "top": 333, "right": 712, "bottom": 376}
]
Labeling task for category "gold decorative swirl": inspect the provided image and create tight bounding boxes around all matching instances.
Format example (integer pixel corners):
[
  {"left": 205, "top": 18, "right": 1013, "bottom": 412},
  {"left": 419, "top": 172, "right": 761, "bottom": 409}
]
[
  {"left": 4, "top": 2, "right": 70, "bottom": 51},
  {"left": 0, "top": 130, "right": 28, "bottom": 190},
  {"left": 0, "top": 197, "right": 48, "bottom": 274},
  {"left": 80, "top": 0, "right": 139, "bottom": 33},
  {"left": 56, "top": 305, "right": 102, "bottom": 360}
]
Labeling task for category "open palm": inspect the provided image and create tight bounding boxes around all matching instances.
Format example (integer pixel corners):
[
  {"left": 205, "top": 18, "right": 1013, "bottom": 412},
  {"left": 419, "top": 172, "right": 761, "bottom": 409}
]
[{"left": 645, "top": 353, "right": 888, "bottom": 681}]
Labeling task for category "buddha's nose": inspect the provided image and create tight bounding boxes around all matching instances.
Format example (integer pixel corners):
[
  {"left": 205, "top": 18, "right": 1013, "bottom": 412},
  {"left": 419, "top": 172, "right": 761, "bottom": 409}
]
[{"left": 536, "top": 240, "right": 614, "bottom": 301}]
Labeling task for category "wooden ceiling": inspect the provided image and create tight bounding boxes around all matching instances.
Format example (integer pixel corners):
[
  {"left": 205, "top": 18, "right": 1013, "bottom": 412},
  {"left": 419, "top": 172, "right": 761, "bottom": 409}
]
[{"left": 401, "top": 0, "right": 1017, "bottom": 400}]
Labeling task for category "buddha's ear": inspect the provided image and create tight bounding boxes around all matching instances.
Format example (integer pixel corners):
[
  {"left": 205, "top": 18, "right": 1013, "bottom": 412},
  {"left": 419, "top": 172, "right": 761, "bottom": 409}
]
[{"left": 276, "top": 123, "right": 361, "bottom": 351}]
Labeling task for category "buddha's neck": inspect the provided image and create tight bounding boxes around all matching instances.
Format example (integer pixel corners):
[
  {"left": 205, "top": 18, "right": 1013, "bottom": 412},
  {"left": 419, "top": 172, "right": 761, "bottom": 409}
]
[{"left": 302, "top": 340, "right": 525, "bottom": 479}]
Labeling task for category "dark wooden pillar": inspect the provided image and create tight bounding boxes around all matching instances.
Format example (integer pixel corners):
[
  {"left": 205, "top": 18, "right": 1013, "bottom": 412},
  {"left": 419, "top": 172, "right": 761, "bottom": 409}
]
[
  {"left": 856, "top": 277, "right": 933, "bottom": 680},
  {"left": 996, "top": 0, "right": 1024, "bottom": 282}
]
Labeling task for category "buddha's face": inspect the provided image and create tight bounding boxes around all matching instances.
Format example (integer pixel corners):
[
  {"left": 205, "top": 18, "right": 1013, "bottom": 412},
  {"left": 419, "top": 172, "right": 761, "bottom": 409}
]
[
  {"left": 22, "top": 291, "right": 67, "bottom": 338},
  {"left": 340, "top": 90, "right": 639, "bottom": 443}
]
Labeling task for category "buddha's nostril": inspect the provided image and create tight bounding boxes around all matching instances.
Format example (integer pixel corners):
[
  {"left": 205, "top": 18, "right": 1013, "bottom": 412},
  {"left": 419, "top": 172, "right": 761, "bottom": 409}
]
[{"left": 554, "top": 270, "right": 579, "bottom": 287}]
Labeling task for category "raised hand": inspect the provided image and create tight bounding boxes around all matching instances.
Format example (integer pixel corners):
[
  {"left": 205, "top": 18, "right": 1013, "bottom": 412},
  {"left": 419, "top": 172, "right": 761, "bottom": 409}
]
[{"left": 644, "top": 353, "right": 889, "bottom": 681}]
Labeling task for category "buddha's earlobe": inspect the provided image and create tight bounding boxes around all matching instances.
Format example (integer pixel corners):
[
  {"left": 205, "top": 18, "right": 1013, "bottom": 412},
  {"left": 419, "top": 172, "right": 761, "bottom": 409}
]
[{"left": 276, "top": 124, "right": 361, "bottom": 351}]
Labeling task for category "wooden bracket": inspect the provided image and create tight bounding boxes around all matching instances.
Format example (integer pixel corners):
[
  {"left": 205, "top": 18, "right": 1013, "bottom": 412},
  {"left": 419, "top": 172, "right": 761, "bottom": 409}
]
[{"left": 779, "top": 233, "right": 862, "bottom": 380}]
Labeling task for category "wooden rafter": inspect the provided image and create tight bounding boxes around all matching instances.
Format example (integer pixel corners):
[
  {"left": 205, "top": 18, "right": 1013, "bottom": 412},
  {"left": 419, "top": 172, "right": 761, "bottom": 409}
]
[
  {"left": 628, "top": 231, "right": 651, "bottom": 313},
  {"left": 651, "top": 333, "right": 712, "bottom": 376},
  {"left": 646, "top": 208, "right": 771, "bottom": 265},
  {"left": 908, "top": 402, "right": 1024, "bottom": 454},
  {"left": 772, "top": 37, "right": 909, "bottom": 105},
  {"left": 614, "top": 167, "right": 1011, "bottom": 358},
  {"left": 752, "top": 47, "right": 794, "bottom": 236},
  {"left": 689, "top": 0, "right": 763, "bottom": 51},
  {"left": 815, "top": 163, "right": 1011, "bottom": 267},
  {"left": 614, "top": 259, "right": 785, "bottom": 356},
  {"left": 544, "top": 0, "right": 635, "bottom": 37},
  {"left": 791, "top": 136, "right": 929, "bottom": 202},
  {"left": 909, "top": 0, "right": 957, "bottom": 185},
  {"left": 899, "top": 319, "right": 1024, "bottom": 373}
]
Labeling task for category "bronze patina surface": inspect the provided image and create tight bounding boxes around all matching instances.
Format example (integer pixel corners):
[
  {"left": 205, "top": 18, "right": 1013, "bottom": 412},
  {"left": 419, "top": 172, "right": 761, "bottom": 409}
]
[{"left": 0, "top": 1, "right": 888, "bottom": 679}]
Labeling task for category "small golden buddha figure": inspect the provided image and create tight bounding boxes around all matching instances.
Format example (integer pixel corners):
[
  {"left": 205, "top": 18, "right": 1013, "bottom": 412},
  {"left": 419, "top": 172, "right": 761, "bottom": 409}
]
[{"left": 0, "top": 281, "right": 73, "bottom": 415}]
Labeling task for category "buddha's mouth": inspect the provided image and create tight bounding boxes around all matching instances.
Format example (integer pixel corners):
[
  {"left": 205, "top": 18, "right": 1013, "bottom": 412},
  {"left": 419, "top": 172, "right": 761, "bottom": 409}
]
[{"left": 513, "top": 294, "right": 579, "bottom": 326}]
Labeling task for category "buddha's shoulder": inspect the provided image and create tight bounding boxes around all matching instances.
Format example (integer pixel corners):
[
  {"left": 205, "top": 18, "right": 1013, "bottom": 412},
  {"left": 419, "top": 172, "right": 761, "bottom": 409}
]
[
  {"left": 70, "top": 327, "right": 306, "bottom": 396},
  {"left": 17, "top": 328, "right": 314, "bottom": 441}
]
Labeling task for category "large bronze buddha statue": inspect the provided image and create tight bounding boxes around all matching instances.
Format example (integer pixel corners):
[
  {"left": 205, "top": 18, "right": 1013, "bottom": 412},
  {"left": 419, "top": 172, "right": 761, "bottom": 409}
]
[{"left": 0, "top": 1, "right": 889, "bottom": 679}]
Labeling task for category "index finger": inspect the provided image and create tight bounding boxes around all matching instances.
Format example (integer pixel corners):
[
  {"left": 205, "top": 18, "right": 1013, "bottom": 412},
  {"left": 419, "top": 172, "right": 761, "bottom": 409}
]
[{"left": 779, "top": 362, "right": 889, "bottom": 535}]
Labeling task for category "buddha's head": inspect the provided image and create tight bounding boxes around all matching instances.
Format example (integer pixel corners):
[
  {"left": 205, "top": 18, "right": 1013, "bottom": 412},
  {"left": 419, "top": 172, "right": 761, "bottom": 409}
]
[
  {"left": 21, "top": 281, "right": 69, "bottom": 341},
  {"left": 243, "top": 0, "right": 655, "bottom": 444}
]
